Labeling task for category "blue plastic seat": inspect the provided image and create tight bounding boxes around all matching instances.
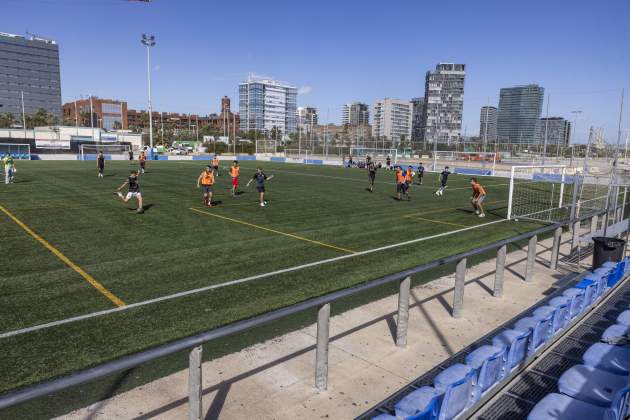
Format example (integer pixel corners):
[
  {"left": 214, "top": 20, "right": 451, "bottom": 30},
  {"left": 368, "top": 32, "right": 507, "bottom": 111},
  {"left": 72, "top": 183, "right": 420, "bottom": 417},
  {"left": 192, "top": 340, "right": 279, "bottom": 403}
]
[
  {"left": 433, "top": 364, "right": 478, "bottom": 420},
  {"left": 583, "top": 343, "right": 630, "bottom": 375},
  {"left": 465, "top": 345, "right": 507, "bottom": 395},
  {"left": 492, "top": 329, "right": 530, "bottom": 371},
  {"left": 562, "top": 288, "right": 586, "bottom": 317},
  {"left": 371, "top": 414, "right": 397, "bottom": 420},
  {"left": 574, "top": 279, "right": 597, "bottom": 306},
  {"left": 616, "top": 310, "right": 630, "bottom": 326},
  {"left": 602, "top": 261, "right": 622, "bottom": 284},
  {"left": 558, "top": 364, "right": 629, "bottom": 407},
  {"left": 527, "top": 389, "right": 628, "bottom": 420},
  {"left": 513, "top": 316, "right": 553, "bottom": 356},
  {"left": 394, "top": 386, "right": 439, "bottom": 420},
  {"left": 602, "top": 323, "right": 630, "bottom": 341},
  {"left": 533, "top": 305, "right": 568, "bottom": 334}
]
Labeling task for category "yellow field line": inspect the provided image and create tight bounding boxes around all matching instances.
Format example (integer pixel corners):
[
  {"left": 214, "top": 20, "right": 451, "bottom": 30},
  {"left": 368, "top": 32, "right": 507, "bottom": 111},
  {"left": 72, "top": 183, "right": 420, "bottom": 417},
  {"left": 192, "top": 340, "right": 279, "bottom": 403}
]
[
  {"left": 406, "top": 215, "right": 468, "bottom": 228},
  {"left": 0, "top": 204, "right": 125, "bottom": 307},
  {"left": 190, "top": 207, "right": 356, "bottom": 254}
]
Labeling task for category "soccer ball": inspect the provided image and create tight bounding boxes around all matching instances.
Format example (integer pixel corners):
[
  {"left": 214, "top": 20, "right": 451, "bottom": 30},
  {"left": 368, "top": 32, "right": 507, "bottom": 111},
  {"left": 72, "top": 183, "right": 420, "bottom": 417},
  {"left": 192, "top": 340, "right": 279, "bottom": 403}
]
[{"left": 412, "top": 171, "right": 416, "bottom": 177}]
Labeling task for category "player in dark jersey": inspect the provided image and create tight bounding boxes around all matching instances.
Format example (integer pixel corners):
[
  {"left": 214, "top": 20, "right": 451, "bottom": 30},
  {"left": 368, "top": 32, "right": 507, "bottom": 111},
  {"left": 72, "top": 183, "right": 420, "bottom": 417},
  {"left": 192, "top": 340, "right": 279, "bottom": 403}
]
[
  {"left": 386, "top": 155, "right": 392, "bottom": 170},
  {"left": 115, "top": 170, "right": 143, "bottom": 213},
  {"left": 247, "top": 167, "right": 274, "bottom": 207},
  {"left": 417, "top": 162, "right": 425, "bottom": 184},
  {"left": 128, "top": 149, "right": 134, "bottom": 162},
  {"left": 97, "top": 152, "right": 105, "bottom": 178},
  {"left": 435, "top": 166, "right": 451, "bottom": 196},
  {"left": 366, "top": 156, "right": 377, "bottom": 192}
]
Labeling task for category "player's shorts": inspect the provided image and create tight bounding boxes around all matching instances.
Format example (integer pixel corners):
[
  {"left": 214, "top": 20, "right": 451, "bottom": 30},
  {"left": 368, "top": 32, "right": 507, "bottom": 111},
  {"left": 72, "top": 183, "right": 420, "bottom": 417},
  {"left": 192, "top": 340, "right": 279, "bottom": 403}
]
[
  {"left": 125, "top": 191, "right": 142, "bottom": 199},
  {"left": 441, "top": 181, "right": 447, "bottom": 187},
  {"left": 213, "top": 165, "right": 219, "bottom": 171},
  {"left": 418, "top": 172, "right": 424, "bottom": 178},
  {"left": 140, "top": 161, "right": 146, "bottom": 168},
  {"left": 396, "top": 182, "right": 405, "bottom": 193},
  {"left": 368, "top": 172, "right": 376, "bottom": 182},
  {"left": 98, "top": 165, "right": 104, "bottom": 171},
  {"left": 232, "top": 177, "right": 239, "bottom": 187},
  {"left": 202, "top": 185, "right": 213, "bottom": 194},
  {"left": 256, "top": 186, "right": 265, "bottom": 193},
  {"left": 475, "top": 194, "right": 486, "bottom": 204}
]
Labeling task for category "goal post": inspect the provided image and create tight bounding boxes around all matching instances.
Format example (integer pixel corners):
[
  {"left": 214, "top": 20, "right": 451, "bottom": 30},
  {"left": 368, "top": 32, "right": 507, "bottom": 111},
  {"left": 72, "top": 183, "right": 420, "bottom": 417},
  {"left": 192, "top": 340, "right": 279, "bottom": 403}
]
[
  {"left": 507, "top": 165, "right": 570, "bottom": 222},
  {"left": 79, "top": 144, "right": 131, "bottom": 160},
  {"left": 349, "top": 147, "right": 398, "bottom": 164},
  {"left": 284, "top": 149, "right": 310, "bottom": 162},
  {"left": 0, "top": 143, "right": 31, "bottom": 160}
]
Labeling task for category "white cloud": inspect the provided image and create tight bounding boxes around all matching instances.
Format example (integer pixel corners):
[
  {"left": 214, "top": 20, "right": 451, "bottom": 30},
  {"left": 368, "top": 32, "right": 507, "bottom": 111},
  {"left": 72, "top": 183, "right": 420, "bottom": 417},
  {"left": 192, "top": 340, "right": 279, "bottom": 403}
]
[{"left": 298, "top": 86, "right": 312, "bottom": 95}]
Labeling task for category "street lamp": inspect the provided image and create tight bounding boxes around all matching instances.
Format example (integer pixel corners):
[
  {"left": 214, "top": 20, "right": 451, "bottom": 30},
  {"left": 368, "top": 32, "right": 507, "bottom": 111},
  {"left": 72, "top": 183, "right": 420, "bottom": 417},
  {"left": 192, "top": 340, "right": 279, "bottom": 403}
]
[
  {"left": 141, "top": 34, "right": 156, "bottom": 156},
  {"left": 570, "top": 110, "right": 582, "bottom": 166}
]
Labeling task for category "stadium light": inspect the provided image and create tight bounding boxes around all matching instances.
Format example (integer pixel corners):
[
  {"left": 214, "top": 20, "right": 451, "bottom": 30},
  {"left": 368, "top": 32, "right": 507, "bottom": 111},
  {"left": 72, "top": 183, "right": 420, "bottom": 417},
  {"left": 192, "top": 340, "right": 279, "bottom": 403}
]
[{"left": 141, "top": 34, "right": 156, "bottom": 156}]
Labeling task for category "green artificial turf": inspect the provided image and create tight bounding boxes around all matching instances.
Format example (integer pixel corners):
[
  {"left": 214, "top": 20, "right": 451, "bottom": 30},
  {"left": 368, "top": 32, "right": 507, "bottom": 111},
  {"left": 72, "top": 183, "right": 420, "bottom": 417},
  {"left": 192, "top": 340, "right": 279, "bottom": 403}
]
[{"left": 0, "top": 159, "right": 545, "bottom": 416}]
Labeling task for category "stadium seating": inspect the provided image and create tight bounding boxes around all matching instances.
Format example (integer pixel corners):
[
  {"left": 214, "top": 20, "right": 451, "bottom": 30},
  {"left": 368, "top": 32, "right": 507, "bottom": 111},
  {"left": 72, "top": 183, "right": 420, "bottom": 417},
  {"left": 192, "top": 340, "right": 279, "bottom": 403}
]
[
  {"left": 583, "top": 343, "right": 630, "bottom": 375},
  {"left": 464, "top": 345, "right": 507, "bottom": 395},
  {"left": 371, "top": 259, "right": 629, "bottom": 420}
]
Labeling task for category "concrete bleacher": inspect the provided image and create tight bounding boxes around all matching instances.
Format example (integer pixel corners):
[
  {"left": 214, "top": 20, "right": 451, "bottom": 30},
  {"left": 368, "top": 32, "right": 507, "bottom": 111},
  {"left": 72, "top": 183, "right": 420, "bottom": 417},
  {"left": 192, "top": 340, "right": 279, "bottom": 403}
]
[{"left": 362, "top": 258, "right": 630, "bottom": 420}]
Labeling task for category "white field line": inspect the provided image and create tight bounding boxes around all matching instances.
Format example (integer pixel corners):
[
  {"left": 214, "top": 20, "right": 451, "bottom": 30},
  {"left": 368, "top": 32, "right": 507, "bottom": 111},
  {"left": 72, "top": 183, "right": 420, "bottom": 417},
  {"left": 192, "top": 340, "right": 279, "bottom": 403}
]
[{"left": 1, "top": 218, "right": 508, "bottom": 339}]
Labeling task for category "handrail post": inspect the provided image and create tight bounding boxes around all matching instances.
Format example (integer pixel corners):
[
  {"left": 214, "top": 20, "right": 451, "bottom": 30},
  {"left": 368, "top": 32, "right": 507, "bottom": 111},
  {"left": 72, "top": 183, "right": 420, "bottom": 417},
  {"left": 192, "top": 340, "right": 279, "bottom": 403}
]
[
  {"left": 452, "top": 258, "right": 467, "bottom": 318},
  {"left": 493, "top": 245, "right": 506, "bottom": 297},
  {"left": 396, "top": 276, "right": 411, "bottom": 347},
  {"left": 571, "top": 220, "right": 580, "bottom": 251},
  {"left": 590, "top": 214, "right": 598, "bottom": 234},
  {"left": 550, "top": 227, "right": 562, "bottom": 270},
  {"left": 525, "top": 235, "right": 537, "bottom": 282},
  {"left": 315, "top": 303, "right": 330, "bottom": 391},
  {"left": 188, "top": 345, "right": 203, "bottom": 420}
]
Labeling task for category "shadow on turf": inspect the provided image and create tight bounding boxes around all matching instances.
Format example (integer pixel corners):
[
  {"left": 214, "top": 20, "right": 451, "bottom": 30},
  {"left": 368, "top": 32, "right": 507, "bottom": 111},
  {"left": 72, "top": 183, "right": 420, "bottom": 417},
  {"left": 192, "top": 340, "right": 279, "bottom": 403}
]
[{"left": 132, "top": 250, "right": 557, "bottom": 420}]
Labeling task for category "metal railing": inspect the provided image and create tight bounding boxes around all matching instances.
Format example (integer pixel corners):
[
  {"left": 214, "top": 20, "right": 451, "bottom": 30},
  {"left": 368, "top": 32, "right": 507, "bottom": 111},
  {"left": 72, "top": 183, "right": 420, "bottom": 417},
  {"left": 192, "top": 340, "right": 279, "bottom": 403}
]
[{"left": 0, "top": 210, "right": 611, "bottom": 419}]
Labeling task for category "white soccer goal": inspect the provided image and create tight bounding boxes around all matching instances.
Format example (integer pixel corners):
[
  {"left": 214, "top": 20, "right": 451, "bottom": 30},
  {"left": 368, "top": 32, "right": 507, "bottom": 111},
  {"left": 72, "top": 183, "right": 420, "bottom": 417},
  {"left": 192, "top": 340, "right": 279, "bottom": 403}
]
[
  {"left": 284, "top": 149, "right": 310, "bottom": 162},
  {"left": 433, "top": 151, "right": 498, "bottom": 175},
  {"left": 349, "top": 147, "right": 398, "bottom": 164},
  {"left": 79, "top": 144, "right": 131, "bottom": 160},
  {"left": 507, "top": 165, "right": 571, "bottom": 222},
  {"left": 0, "top": 143, "right": 31, "bottom": 160}
]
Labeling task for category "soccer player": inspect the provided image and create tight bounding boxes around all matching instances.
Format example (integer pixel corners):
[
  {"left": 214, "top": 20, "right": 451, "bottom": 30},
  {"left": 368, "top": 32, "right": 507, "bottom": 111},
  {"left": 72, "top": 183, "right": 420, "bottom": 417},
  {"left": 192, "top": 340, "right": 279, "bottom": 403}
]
[
  {"left": 435, "top": 166, "right": 451, "bottom": 196},
  {"left": 366, "top": 156, "right": 377, "bottom": 192},
  {"left": 2, "top": 153, "right": 15, "bottom": 184},
  {"left": 470, "top": 177, "right": 487, "bottom": 217},
  {"left": 417, "top": 162, "right": 425, "bottom": 184},
  {"left": 386, "top": 155, "right": 392, "bottom": 170},
  {"left": 128, "top": 149, "right": 134, "bottom": 162},
  {"left": 247, "top": 167, "right": 274, "bottom": 207},
  {"left": 196, "top": 165, "right": 215, "bottom": 207},
  {"left": 212, "top": 155, "right": 220, "bottom": 175},
  {"left": 139, "top": 151, "right": 147, "bottom": 174},
  {"left": 229, "top": 160, "right": 240, "bottom": 196},
  {"left": 395, "top": 166, "right": 409, "bottom": 201},
  {"left": 115, "top": 170, "right": 143, "bottom": 213},
  {"left": 405, "top": 165, "right": 414, "bottom": 196},
  {"left": 97, "top": 152, "right": 105, "bottom": 178}
]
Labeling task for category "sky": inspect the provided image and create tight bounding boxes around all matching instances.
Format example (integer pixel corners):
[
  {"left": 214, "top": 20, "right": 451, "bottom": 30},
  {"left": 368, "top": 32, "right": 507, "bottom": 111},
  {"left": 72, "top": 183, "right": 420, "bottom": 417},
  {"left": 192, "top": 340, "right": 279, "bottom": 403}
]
[{"left": 2, "top": 0, "right": 629, "bottom": 143}]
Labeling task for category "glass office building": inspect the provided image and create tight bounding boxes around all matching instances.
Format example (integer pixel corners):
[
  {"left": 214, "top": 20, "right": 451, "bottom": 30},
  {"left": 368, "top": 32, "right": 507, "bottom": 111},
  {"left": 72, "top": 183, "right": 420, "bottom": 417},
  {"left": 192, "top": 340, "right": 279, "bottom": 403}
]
[
  {"left": 422, "top": 63, "right": 466, "bottom": 144},
  {"left": 497, "top": 84, "right": 544, "bottom": 144},
  {"left": 239, "top": 77, "right": 297, "bottom": 134},
  {"left": 0, "top": 32, "right": 62, "bottom": 121}
]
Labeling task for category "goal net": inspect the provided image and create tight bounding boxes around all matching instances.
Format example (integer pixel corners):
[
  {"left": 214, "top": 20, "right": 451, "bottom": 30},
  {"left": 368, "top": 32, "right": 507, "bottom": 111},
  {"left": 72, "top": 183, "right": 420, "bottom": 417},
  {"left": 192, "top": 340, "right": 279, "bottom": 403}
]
[
  {"left": 0, "top": 143, "right": 31, "bottom": 160},
  {"left": 284, "top": 149, "right": 310, "bottom": 162},
  {"left": 434, "top": 151, "right": 498, "bottom": 175},
  {"left": 349, "top": 147, "right": 397, "bottom": 164},
  {"left": 79, "top": 144, "right": 131, "bottom": 160},
  {"left": 507, "top": 165, "right": 573, "bottom": 222}
]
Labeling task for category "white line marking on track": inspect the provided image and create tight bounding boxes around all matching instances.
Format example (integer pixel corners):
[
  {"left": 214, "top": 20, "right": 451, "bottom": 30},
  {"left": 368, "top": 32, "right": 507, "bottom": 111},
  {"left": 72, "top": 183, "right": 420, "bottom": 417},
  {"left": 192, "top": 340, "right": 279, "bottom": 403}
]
[{"left": 0, "top": 218, "right": 508, "bottom": 339}]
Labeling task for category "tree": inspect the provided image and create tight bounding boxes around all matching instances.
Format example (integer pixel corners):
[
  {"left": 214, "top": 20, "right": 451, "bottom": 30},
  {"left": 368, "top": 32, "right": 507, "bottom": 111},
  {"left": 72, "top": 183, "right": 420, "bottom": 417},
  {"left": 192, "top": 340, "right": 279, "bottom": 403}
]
[
  {"left": 30, "top": 108, "right": 49, "bottom": 127},
  {"left": 0, "top": 113, "right": 15, "bottom": 128}
]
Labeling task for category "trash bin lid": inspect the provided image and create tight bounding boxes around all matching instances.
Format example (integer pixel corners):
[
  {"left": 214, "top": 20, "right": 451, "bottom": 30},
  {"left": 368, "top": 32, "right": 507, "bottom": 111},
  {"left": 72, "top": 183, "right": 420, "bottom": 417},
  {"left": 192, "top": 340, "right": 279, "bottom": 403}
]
[{"left": 592, "top": 236, "right": 626, "bottom": 248}]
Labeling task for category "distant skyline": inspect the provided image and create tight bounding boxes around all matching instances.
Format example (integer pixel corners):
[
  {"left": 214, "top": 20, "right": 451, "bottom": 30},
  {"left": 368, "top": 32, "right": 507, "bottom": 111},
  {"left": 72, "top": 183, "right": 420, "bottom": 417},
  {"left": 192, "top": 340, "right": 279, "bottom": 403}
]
[{"left": 1, "top": 0, "right": 628, "bottom": 143}]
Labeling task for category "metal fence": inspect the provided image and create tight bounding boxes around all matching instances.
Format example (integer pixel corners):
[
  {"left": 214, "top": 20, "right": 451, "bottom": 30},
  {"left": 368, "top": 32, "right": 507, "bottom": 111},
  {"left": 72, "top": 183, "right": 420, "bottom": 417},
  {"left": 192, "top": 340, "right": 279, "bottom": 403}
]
[{"left": 0, "top": 210, "right": 616, "bottom": 419}]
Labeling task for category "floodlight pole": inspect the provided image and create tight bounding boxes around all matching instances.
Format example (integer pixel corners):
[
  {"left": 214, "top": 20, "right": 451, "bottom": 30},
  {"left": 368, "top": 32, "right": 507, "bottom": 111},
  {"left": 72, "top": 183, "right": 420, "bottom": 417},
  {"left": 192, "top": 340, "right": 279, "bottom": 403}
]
[
  {"left": 570, "top": 110, "right": 582, "bottom": 167},
  {"left": 141, "top": 34, "right": 156, "bottom": 157},
  {"left": 20, "top": 91, "right": 26, "bottom": 139}
]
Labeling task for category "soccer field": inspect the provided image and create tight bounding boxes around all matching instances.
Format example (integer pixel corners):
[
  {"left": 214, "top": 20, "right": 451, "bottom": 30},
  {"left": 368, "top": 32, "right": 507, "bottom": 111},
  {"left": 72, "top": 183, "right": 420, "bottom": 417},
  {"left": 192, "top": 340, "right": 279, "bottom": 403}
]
[{"left": 0, "top": 159, "right": 544, "bottom": 398}]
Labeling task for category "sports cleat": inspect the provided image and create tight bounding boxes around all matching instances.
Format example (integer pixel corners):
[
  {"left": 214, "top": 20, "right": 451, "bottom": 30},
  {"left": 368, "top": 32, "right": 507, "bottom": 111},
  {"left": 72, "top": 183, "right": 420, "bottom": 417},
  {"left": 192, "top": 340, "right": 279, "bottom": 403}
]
[
  {"left": 479, "top": 213, "right": 486, "bottom": 218},
  {"left": 260, "top": 202, "right": 266, "bottom": 207},
  {"left": 116, "top": 192, "right": 123, "bottom": 198}
]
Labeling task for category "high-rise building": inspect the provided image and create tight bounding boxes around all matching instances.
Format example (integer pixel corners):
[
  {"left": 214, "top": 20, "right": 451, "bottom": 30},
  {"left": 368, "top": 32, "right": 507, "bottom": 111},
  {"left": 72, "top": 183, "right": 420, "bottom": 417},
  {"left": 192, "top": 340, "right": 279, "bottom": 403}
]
[
  {"left": 221, "top": 96, "right": 231, "bottom": 114},
  {"left": 497, "top": 84, "right": 545, "bottom": 144},
  {"left": 422, "top": 63, "right": 465, "bottom": 144},
  {"left": 342, "top": 102, "right": 369, "bottom": 126},
  {"left": 0, "top": 32, "right": 62, "bottom": 120},
  {"left": 479, "top": 106, "right": 498, "bottom": 142},
  {"left": 372, "top": 98, "right": 413, "bottom": 144},
  {"left": 411, "top": 97, "right": 425, "bottom": 141},
  {"left": 296, "top": 106, "right": 318, "bottom": 128},
  {"left": 538, "top": 117, "right": 571, "bottom": 147},
  {"left": 239, "top": 77, "right": 298, "bottom": 134},
  {"left": 63, "top": 97, "right": 128, "bottom": 130}
]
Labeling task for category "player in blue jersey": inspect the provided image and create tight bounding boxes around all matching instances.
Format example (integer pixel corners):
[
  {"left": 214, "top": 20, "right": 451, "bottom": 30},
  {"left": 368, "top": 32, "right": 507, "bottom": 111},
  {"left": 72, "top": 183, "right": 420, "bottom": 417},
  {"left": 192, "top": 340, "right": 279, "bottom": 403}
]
[{"left": 435, "top": 166, "right": 451, "bottom": 196}]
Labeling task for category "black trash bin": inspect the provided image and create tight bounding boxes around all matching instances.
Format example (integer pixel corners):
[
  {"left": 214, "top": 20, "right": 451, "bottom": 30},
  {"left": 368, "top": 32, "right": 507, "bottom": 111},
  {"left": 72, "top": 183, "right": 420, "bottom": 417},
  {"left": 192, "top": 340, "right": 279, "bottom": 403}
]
[{"left": 592, "top": 236, "right": 626, "bottom": 269}]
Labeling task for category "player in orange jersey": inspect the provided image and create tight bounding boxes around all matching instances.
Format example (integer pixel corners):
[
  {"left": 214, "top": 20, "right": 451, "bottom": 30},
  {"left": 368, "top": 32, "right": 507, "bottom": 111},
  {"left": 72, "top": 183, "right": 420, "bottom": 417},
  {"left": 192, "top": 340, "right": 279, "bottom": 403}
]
[
  {"left": 197, "top": 165, "right": 216, "bottom": 207},
  {"left": 229, "top": 161, "right": 240, "bottom": 196},
  {"left": 470, "top": 177, "right": 487, "bottom": 218}
]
